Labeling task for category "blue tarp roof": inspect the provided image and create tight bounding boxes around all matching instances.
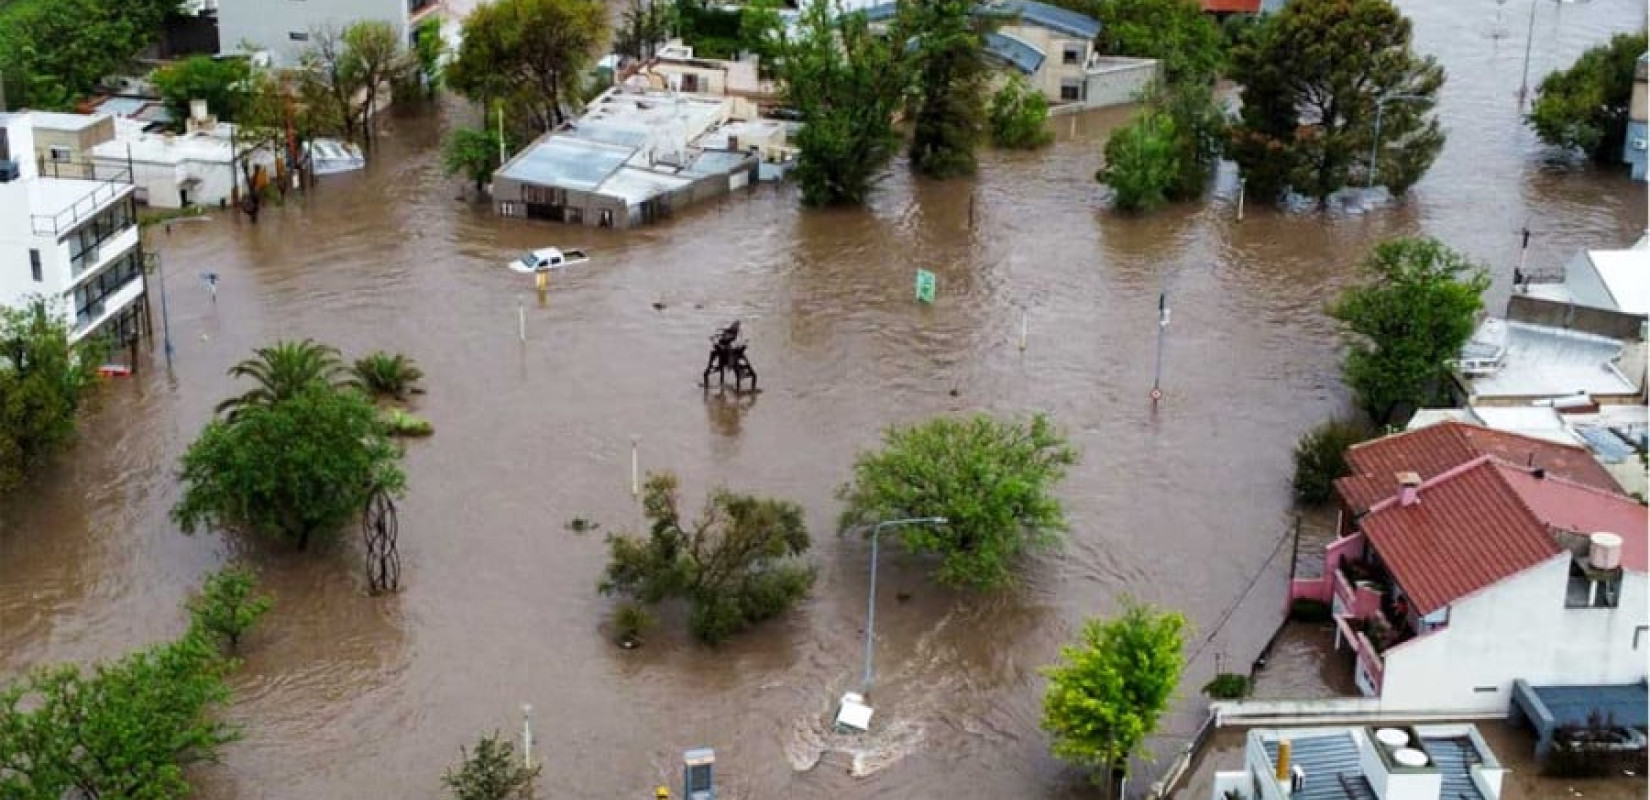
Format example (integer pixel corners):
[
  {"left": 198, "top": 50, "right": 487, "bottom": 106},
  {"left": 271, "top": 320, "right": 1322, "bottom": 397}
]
[
  {"left": 983, "top": 32, "right": 1045, "bottom": 74},
  {"left": 857, "top": 0, "right": 1101, "bottom": 39}
]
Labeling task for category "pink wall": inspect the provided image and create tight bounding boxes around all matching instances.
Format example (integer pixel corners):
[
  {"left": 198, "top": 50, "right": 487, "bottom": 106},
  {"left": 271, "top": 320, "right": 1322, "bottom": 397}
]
[{"left": 1288, "top": 533, "right": 1369, "bottom": 609}]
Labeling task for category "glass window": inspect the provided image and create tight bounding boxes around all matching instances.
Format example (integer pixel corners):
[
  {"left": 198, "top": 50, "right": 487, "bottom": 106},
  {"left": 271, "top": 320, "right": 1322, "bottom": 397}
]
[
  {"left": 1063, "top": 44, "right": 1082, "bottom": 65},
  {"left": 290, "top": 31, "right": 310, "bottom": 41},
  {"left": 29, "top": 249, "right": 40, "bottom": 282},
  {"left": 1060, "top": 81, "right": 1082, "bottom": 101}
]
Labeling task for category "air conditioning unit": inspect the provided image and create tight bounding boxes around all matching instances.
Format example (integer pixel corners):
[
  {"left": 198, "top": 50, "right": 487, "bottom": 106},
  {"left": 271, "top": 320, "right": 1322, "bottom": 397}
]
[{"left": 0, "top": 159, "right": 18, "bottom": 183}]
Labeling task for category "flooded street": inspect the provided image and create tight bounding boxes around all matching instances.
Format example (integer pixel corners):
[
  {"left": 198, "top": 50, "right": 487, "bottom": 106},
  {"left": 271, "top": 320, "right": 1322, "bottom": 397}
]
[{"left": 1, "top": 0, "right": 1645, "bottom": 797}]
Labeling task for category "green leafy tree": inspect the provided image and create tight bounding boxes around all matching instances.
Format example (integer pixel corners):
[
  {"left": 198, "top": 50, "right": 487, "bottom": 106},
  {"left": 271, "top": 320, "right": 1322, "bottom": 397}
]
[
  {"left": 443, "top": 732, "right": 539, "bottom": 800},
  {"left": 600, "top": 472, "right": 815, "bottom": 644},
  {"left": 353, "top": 351, "right": 426, "bottom": 402},
  {"left": 781, "top": 0, "right": 909, "bottom": 206},
  {"left": 0, "top": 302, "right": 100, "bottom": 495},
  {"left": 187, "top": 567, "right": 274, "bottom": 653},
  {"left": 617, "top": 0, "right": 674, "bottom": 59},
  {"left": 1041, "top": 601, "right": 1187, "bottom": 794},
  {"left": 1154, "top": 80, "right": 1227, "bottom": 200},
  {"left": 175, "top": 384, "right": 406, "bottom": 550},
  {"left": 215, "top": 339, "right": 354, "bottom": 421},
  {"left": 1092, "top": 0, "right": 1223, "bottom": 86},
  {"left": 837, "top": 414, "right": 1077, "bottom": 591},
  {"left": 1291, "top": 417, "right": 1374, "bottom": 505},
  {"left": 901, "top": 0, "right": 990, "bottom": 178},
  {"left": 153, "top": 56, "right": 255, "bottom": 125},
  {"left": 412, "top": 17, "right": 447, "bottom": 96},
  {"left": 1529, "top": 32, "right": 1649, "bottom": 163},
  {"left": 989, "top": 75, "right": 1053, "bottom": 149},
  {"left": 1098, "top": 108, "right": 1179, "bottom": 212},
  {"left": 447, "top": 0, "right": 608, "bottom": 133},
  {"left": 1329, "top": 238, "right": 1490, "bottom": 424},
  {"left": 0, "top": 0, "right": 177, "bottom": 109},
  {"left": 738, "top": 0, "right": 785, "bottom": 76},
  {"left": 1227, "top": 0, "right": 1445, "bottom": 204},
  {"left": 297, "top": 21, "right": 413, "bottom": 148},
  {"left": 0, "top": 576, "right": 261, "bottom": 800},
  {"left": 442, "top": 126, "right": 508, "bottom": 196}
]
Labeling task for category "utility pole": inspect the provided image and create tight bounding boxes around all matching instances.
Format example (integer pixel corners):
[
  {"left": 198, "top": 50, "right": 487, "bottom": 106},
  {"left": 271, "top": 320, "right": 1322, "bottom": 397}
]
[{"left": 1150, "top": 290, "right": 1169, "bottom": 406}]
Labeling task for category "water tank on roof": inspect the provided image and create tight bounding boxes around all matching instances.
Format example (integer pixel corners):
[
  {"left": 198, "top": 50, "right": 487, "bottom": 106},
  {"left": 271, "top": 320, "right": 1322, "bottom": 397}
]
[
  {"left": 1393, "top": 748, "right": 1429, "bottom": 768},
  {"left": 1375, "top": 728, "right": 1409, "bottom": 749},
  {"left": 1589, "top": 532, "right": 1623, "bottom": 570}
]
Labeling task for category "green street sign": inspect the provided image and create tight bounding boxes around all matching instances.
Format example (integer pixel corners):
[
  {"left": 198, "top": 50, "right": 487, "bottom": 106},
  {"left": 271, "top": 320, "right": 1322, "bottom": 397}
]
[{"left": 915, "top": 269, "right": 936, "bottom": 304}]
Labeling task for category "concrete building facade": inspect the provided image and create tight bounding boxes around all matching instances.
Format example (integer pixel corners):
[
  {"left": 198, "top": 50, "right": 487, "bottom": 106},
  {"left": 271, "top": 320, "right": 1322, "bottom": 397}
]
[
  {"left": 29, "top": 113, "right": 116, "bottom": 179},
  {"left": 1625, "top": 51, "right": 1647, "bottom": 181},
  {"left": 0, "top": 113, "right": 147, "bottom": 347},
  {"left": 217, "top": 0, "right": 440, "bottom": 66}
]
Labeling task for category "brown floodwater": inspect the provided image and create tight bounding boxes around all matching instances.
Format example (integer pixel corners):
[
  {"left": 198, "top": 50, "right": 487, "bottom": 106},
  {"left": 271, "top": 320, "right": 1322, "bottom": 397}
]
[{"left": 2, "top": 1, "right": 1645, "bottom": 797}]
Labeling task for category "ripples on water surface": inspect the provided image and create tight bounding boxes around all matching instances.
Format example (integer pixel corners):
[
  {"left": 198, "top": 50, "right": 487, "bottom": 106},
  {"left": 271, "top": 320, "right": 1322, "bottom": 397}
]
[{"left": 0, "top": 0, "right": 1644, "bottom": 797}]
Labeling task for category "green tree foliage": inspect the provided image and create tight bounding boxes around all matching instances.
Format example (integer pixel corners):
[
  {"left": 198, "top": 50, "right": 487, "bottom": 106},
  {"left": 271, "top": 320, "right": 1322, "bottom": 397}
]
[
  {"left": 152, "top": 56, "right": 255, "bottom": 126},
  {"left": 1291, "top": 417, "right": 1374, "bottom": 506},
  {"left": 901, "top": 0, "right": 990, "bottom": 178},
  {"left": 187, "top": 567, "right": 274, "bottom": 653},
  {"left": 442, "top": 126, "right": 508, "bottom": 196},
  {"left": 0, "top": 576, "right": 262, "bottom": 800},
  {"left": 412, "top": 17, "right": 447, "bottom": 96},
  {"left": 1529, "top": 32, "right": 1649, "bottom": 163},
  {"left": 781, "top": 0, "right": 909, "bottom": 206},
  {"left": 447, "top": 0, "right": 608, "bottom": 133},
  {"left": 0, "top": 303, "right": 100, "bottom": 495},
  {"left": 0, "top": 0, "right": 177, "bottom": 109},
  {"left": 988, "top": 75, "right": 1053, "bottom": 149},
  {"left": 837, "top": 414, "right": 1076, "bottom": 591},
  {"left": 1098, "top": 81, "right": 1228, "bottom": 210},
  {"left": 617, "top": 0, "right": 675, "bottom": 59},
  {"left": 1092, "top": 0, "right": 1223, "bottom": 86},
  {"left": 175, "top": 384, "right": 406, "bottom": 550},
  {"left": 215, "top": 339, "right": 354, "bottom": 421},
  {"left": 737, "top": 0, "right": 786, "bottom": 77},
  {"left": 675, "top": 0, "right": 744, "bottom": 59},
  {"left": 1227, "top": 0, "right": 1445, "bottom": 204},
  {"left": 600, "top": 473, "right": 815, "bottom": 644},
  {"left": 1041, "top": 601, "right": 1187, "bottom": 791},
  {"left": 443, "top": 732, "right": 539, "bottom": 800},
  {"left": 298, "top": 21, "right": 414, "bottom": 149},
  {"left": 1329, "top": 238, "right": 1490, "bottom": 424},
  {"left": 352, "top": 351, "right": 425, "bottom": 403},
  {"left": 1098, "top": 109, "right": 1179, "bottom": 212}
]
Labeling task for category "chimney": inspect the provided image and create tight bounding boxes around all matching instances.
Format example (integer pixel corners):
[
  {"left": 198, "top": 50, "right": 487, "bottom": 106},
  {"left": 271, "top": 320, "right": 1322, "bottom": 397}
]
[
  {"left": 1532, "top": 467, "right": 1546, "bottom": 479},
  {"left": 1276, "top": 738, "right": 1293, "bottom": 796},
  {"left": 1396, "top": 472, "right": 1421, "bottom": 507}
]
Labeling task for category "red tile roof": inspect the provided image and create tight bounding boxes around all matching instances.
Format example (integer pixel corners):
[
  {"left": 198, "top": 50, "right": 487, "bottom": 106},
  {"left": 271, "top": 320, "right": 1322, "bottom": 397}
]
[
  {"left": 1335, "top": 421, "right": 1624, "bottom": 512},
  {"left": 1497, "top": 464, "right": 1648, "bottom": 573},
  {"left": 1200, "top": 0, "right": 1261, "bottom": 11},
  {"left": 1359, "top": 456, "right": 1650, "bottom": 614}
]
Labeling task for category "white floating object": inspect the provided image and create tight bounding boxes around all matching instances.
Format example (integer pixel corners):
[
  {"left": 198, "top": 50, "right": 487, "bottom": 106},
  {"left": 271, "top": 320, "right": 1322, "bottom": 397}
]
[{"left": 834, "top": 692, "right": 872, "bottom": 732}]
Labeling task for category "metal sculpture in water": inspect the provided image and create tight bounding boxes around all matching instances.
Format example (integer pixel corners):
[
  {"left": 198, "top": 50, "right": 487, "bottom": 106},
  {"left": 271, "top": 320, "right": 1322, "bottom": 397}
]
[
  {"left": 362, "top": 488, "right": 400, "bottom": 595},
  {"left": 702, "top": 321, "right": 757, "bottom": 392}
]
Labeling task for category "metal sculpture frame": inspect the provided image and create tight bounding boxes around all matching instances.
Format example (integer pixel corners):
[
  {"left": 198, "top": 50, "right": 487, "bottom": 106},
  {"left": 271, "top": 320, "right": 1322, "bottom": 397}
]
[{"left": 362, "top": 488, "right": 401, "bottom": 595}]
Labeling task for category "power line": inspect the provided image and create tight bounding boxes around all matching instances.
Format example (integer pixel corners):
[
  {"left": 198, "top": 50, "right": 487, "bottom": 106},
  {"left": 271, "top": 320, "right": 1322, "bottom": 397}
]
[{"left": 1187, "top": 518, "right": 1298, "bottom": 667}]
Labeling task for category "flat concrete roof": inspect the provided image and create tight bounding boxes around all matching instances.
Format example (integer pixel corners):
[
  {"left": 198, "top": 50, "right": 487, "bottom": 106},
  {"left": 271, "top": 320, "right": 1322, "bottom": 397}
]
[
  {"left": 1588, "top": 245, "right": 1650, "bottom": 315},
  {"left": 1463, "top": 318, "right": 1639, "bottom": 400},
  {"left": 25, "top": 177, "right": 133, "bottom": 233},
  {"left": 28, "top": 111, "right": 110, "bottom": 132},
  {"left": 90, "top": 128, "right": 236, "bottom": 166}
]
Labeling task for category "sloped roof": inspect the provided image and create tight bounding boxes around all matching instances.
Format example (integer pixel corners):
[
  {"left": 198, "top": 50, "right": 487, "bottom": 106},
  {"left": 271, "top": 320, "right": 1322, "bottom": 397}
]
[
  {"left": 858, "top": 0, "right": 1101, "bottom": 39},
  {"left": 1360, "top": 458, "right": 1561, "bottom": 615},
  {"left": 983, "top": 31, "right": 1046, "bottom": 74},
  {"left": 1360, "top": 457, "right": 1649, "bottom": 614},
  {"left": 1336, "top": 421, "right": 1623, "bottom": 512},
  {"left": 1200, "top": 0, "right": 1262, "bottom": 12}
]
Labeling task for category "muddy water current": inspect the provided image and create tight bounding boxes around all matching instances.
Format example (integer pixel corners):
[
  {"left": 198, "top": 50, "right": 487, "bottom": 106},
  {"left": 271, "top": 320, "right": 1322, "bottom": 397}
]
[{"left": 1, "top": 0, "right": 1645, "bottom": 797}]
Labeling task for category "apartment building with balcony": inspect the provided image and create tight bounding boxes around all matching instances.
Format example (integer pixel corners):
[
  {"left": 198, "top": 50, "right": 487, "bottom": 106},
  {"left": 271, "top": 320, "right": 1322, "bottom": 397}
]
[
  {"left": 0, "top": 113, "right": 147, "bottom": 346},
  {"left": 217, "top": 0, "right": 441, "bottom": 67},
  {"left": 1289, "top": 423, "right": 1647, "bottom": 715}
]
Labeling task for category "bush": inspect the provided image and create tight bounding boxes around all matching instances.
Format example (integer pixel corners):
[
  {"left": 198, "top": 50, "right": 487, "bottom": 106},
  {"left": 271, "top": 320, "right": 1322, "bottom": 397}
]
[
  {"left": 187, "top": 567, "right": 274, "bottom": 652},
  {"left": 1098, "top": 109, "right": 1179, "bottom": 212},
  {"left": 1201, "top": 672, "right": 1252, "bottom": 699},
  {"left": 988, "top": 75, "right": 1053, "bottom": 149},
  {"left": 1289, "top": 598, "right": 1332, "bottom": 623},
  {"left": 381, "top": 408, "right": 434, "bottom": 437},
  {"left": 612, "top": 602, "right": 654, "bottom": 648},
  {"left": 1291, "top": 418, "right": 1372, "bottom": 506},
  {"left": 443, "top": 732, "right": 539, "bottom": 800}
]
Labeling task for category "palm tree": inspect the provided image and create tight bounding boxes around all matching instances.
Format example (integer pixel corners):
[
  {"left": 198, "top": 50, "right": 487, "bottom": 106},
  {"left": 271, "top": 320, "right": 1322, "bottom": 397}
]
[
  {"left": 351, "top": 351, "right": 424, "bottom": 403},
  {"left": 215, "top": 339, "right": 354, "bottom": 420}
]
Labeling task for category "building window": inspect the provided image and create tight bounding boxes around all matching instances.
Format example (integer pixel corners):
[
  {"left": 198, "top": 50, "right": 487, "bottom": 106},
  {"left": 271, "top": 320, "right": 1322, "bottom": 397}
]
[
  {"left": 48, "top": 146, "right": 71, "bottom": 163},
  {"left": 1063, "top": 43, "right": 1083, "bottom": 65},
  {"left": 289, "top": 31, "right": 310, "bottom": 41},
  {"left": 72, "top": 250, "right": 142, "bottom": 328},
  {"left": 29, "top": 249, "right": 41, "bottom": 282},
  {"left": 1060, "top": 80, "right": 1083, "bottom": 102},
  {"left": 65, "top": 198, "right": 135, "bottom": 275},
  {"left": 1566, "top": 561, "right": 1621, "bottom": 609}
]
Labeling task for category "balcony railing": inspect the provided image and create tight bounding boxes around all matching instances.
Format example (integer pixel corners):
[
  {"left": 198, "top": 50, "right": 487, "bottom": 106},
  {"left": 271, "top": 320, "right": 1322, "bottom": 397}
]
[{"left": 29, "top": 167, "right": 134, "bottom": 237}]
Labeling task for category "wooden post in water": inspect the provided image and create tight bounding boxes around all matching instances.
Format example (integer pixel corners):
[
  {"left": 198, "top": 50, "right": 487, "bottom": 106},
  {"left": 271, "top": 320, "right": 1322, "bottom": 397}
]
[{"left": 517, "top": 300, "right": 525, "bottom": 343}]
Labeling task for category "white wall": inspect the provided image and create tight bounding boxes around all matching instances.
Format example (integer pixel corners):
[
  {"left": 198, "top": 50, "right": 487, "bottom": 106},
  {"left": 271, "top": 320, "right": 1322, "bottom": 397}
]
[
  {"left": 1563, "top": 250, "right": 1613, "bottom": 310},
  {"left": 218, "top": 0, "right": 407, "bottom": 66},
  {"left": 1380, "top": 557, "right": 1649, "bottom": 713}
]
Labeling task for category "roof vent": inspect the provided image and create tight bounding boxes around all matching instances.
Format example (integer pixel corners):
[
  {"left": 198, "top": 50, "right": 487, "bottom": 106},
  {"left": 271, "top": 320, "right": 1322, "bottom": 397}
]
[{"left": 1396, "top": 471, "right": 1421, "bottom": 507}]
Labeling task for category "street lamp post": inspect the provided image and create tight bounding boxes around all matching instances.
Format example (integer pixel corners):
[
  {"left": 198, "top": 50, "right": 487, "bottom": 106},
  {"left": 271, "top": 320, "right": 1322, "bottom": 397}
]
[
  {"left": 1518, "top": 0, "right": 1587, "bottom": 111},
  {"left": 861, "top": 516, "right": 947, "bottom": 694},
  {"left": 1367, "top": 93, "right": 1431, "bottom": 190}
]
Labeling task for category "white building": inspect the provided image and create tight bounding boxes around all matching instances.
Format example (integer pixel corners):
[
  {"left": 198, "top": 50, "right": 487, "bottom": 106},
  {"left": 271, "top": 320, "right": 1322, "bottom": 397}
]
[
  {"left": 216, "top": 0, "right": 441, "bottom": 66},
  {"left": 0, "top": 113, "right": 146, "bottom": 346},
  {"left": 1211, "top": 725, "right": 1505, "bottom": 800},
  {"left": 89, "top": 104, "right": 277, "bottom": 210}
]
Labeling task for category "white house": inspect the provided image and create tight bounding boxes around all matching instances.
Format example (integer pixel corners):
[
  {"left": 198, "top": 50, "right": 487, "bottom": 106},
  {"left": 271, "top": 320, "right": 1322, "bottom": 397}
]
[
  {"left": 1211, "top": 724, "right": 1506, "bottom": 800},
  {"left": 1558, "top": 234, "right": 1650, "bottom": 316},
  {"left": 0, "top": 113, "right": 146, "bottom": 346},
  {"left": 1292, "top": 422, "right": 1648, "bottom": 716},
  {"left": 90, "top": 104, "right": 277, "bottom": 210},
  {"left": 216, "top": 0, "right": 441, "bottom": 66}
]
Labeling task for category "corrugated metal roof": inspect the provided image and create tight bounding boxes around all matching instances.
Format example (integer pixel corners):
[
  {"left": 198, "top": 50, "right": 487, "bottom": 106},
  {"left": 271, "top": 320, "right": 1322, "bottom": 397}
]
[
  {"left": 1528, "top": 682, "right": 1649, "bottom": 728},
  {"left": 983, "top": 31, "right": 1045, "bottom": 74},
  {"left": 858, "top": 0, "right": 1100, "bottom": 39},
  {"left": 1495, "top": 463, "right": 1648, "bottom": 572},
  {"left": 1421, "top": 736, "right": 1488, "bottom": 800},
  {"left": 498, "top": 135, "right": 635, "bottom": 192},
  {"left": 1261, "top": 732, "right": 1379, "bottom": 800}
]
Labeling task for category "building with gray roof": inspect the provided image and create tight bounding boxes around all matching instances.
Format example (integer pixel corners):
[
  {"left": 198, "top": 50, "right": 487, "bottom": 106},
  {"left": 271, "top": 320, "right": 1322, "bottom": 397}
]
[{"left": 1211, "top": 725, "right": 1505, "bottom": 800}]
